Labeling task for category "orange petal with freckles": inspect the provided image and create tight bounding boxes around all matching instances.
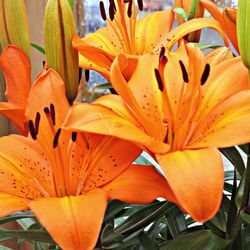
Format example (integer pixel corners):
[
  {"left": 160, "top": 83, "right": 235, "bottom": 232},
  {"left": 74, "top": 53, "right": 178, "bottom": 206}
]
[
  {"left": 30, "top": 189, "right": 107, "bottom": 250},
  {"left": 0, "top": 46, "right": 31, "bottom": 107},
  {"left": 136, "top": 9, "right": 175, "bottom": 54},
  {"left": 63, "top": 103, "right": 170, "bottom": 154},
  {"left": 194, "top": 57, "right": 248, "bottom": 126},
  {"left": 0, "top": 103, "right": 27, "bottom": 135},
  {"left": 111, "top": 54, "right": 166, "bottom": 139},
  {"left": 104, "top": 164, "right": 177, "bottom": 204},
  {"left": 82, "top": 135, "right": 141, "bottom": 192},
  {"left": 156, "top": 148, "right": 224, "bottom": 223},
  {"left": 0, "top": 193, "right": 30, "bottom": 218},
  {"left": 0, "top": 135, "right": 56, "bottom": 198},
  {"left": 189, "top": 90, "right": 250, "bottom": 149}
]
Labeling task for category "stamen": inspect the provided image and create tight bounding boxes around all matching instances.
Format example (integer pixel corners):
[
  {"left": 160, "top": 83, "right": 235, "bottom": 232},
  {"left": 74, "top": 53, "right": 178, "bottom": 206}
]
[
  {"left": 137, "top": 0, "right": 143, "bottom": 11},
  {"left": 44, "top": 107, "right": 50, "bottom": 114},
  {"left": 53, "top": 128, "right": 62, "bottom": 148},
  {"left": 71, "top": 132, "right": 77, "bottom": 142},
  {"left": 79, "top": 68, "right": 82, "bottom": 83},
  {"left": 35, "top": 112, "right": 41, "bottom": 135},
  {"left": 28, "top": 120, "right": 37, "bottom": 140},
  {"left": 159, "top": 55, "right": 168, "bottom": 69},
  {"left": 200, "top": 64, "right": 210, "bottom": 86},
  {"left": 99, "top": 1, "right": 107, "bottom": 21},
  {"left": 127, "top": 0, "right": 133, "bottom": 17},
  {"left": 179, "top": 60, "right": 189, "bottom": 83},
  {"left": 154, "top": 68, "right": 164, "bottom": 92},
  {"left": 85, "top": 69, "right": 90, "bottom": 82},
  {"left": 109, "top": 0, "right": 116, "bottom": 20},
  {"left": 164, "top": 129, "right": 168, "bottom": 143},
  {"left": 160, "top": 47, "right": 165, "bottom": 58},
  {"left": 50, "top": 103, "right": 56, "bottom": 126}
]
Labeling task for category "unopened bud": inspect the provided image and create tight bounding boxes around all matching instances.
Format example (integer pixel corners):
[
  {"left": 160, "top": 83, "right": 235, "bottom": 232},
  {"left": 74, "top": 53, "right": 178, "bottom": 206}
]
[
  {"left": 44, "top": 0, "right": 79, "bottom": 104},
  {"left": 0, "top": 0, "right": 30, "bottom": 57}
]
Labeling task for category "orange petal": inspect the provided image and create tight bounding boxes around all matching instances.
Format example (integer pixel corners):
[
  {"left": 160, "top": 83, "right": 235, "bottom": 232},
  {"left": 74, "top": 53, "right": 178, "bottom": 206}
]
[
  {"left": 111, "top": 54, "right": 166, "bottom": 139},
  {"left": 136, "top": 9, "right": 175, "bottom": 54},
  {"left": 25, "top": 69, "right": 70, "bottom": 155},
  {"left": 222, "top": 8, "right": 238, "bottom": 53},
  {"left": 73, "top": 35, "right": 115, "bottom": 80},
  {"left": 63, "top": 103, "right": 170, "bottom": 154},
  {"left": 205, "top": 47, "right": 233, "bottom": 66},
  {"left": 193, "top": 57, "right": 248, "bottom": 131},
  {"left": 200, "top": 0, "right": 223, "bottom": 24},
  {"left": 156, "top": 148, "right": 224, "bottom": 222},
  {"left": 104, "top": 164, "right": 177, "bottom": 204},
  {"left": 189, "top": 90, "right": 250, "bottom": 148},
  {"left": 0, "top": 192, "right": 30, "bottom": 218},
  {"left": 0, "top": 46, "right": 31, "bottom": 107},
  {"left": 30, "top": 189, "right": 107, "bottom": 250},
  {"left": 0, "top": 102, "right": 27, "bottom": 134},
  {"left": 0, "top": 135, "right": 56, "bottom": 198},
  {"left": 82, "top": 134, "right": 141, "bottom": 192},
  {"left": 161, "top": 18, "right": 229, "bottom": 51}
]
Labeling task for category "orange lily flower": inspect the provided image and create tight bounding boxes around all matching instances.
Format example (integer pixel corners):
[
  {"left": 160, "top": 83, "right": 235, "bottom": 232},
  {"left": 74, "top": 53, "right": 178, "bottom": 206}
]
[
  {"left": 73, "top": 0, "right": 228, "bottom": 80},
  {"left": 200, "top": 0, "right": 238, "bottom": 53},
  {"left": 63, "top": 44, "right": 250, "bottom": 222},
  {"left": 0, "top": 47, "right": 175, "bottom": 249}
]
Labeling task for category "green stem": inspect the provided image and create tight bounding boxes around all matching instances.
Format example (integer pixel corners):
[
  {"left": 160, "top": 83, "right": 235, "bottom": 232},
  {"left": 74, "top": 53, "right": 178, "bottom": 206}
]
[{"left": 188, "top": 0, "right": 199, "bottom": 20}]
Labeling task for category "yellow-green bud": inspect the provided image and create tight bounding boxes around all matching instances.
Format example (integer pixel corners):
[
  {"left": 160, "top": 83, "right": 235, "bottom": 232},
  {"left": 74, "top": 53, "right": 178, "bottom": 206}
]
[
  {"left": 44, "top": 0, "right": 79, "bottom": 104},
  {"left": 237, "top": 0, "right": 250, "bottom": 74},
  {"left": 0, "top": 0, "right": 30, "bottom": 57}
]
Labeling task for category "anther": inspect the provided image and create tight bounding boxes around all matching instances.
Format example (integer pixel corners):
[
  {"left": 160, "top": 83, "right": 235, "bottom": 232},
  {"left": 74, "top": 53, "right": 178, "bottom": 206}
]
[
  {"left": 179, "top": 60, "right": 189, "bottom": 83},
  {"left": 35, "top": 112, "right": 41, "bottom": 135},
  {"left": 200, "top": 64, "right": 210, "bottom": 86},
  {"left": 50, "top": 103, "right": 56, "bottom": 126},
  {"left": 109, "top": 0, "right": 116, "bottom": 20},
  {"left": 28, "top": 120, "right": 37, "bottom": 140},
  {"left": 72, "top": 132, "right": 77, "bottom": 142},
  {"left": 154, "top": 68, "right": 164, "bottom": 92},
  {"left": 127, "top": 0, "right": 133, "bottom": 17},
  {"left": 99, "top": 1, "right": 107, "bottom": 21},
  {"left": 137, "top": 0, "right": 143, "bottom": 11},
  {"left": 53, "top": 128, "right": 62, "bottom": 148},
  {"left": 159, "top": 55, "right": 168, "bottom": 67},
  {"left": 44, "top": 107, "right": 50, "bottom": 114},
  {"left": 164, "top": 130, "right": 168, "bottom": 143},
  {"left": 79, "top": 68, "right": 82, "bottom": 82},
  {"left": 85, "top": 69, "right": 90, "bottom": 82},
  {"left": 160, "top": 47, "right": 165, "bottom": 58}
]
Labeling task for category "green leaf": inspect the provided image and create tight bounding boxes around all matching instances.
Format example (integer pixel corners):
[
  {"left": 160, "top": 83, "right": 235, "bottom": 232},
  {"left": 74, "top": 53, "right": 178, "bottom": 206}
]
[
  {"left": 94, "top": 83, "right": 113, "bottom": 90},
  {"left": 173, "top": 7, "right": 188, "bottom": 21},
  {"left": 0, "top": 211, "right": 35, "bottom": 225},
  {"left": 220, "top": 147, "right": 245, "bottom": 176},
  {"left": 138, "top": 231, "right": 159, "bottom": 250},
  {"left": 31, "top": 43, "right": 45, "bottom": 54},
  {"left": 241, "top": 211, "right": 250, "bottom": 224},
  {"left": 191, "top": 43, "right": 221, "bottom": 50},
  {"left": 160, "top": 230, "right": 230, "bottom": 250},
  {"left": 0, "top": 236, "right": 13, "bottom": 243},
  {"left": 104, "top": 200, "right": 127, "bottom": 223},
  {"left": 0, "top": 228, "right": 54, "bottom": 244},
  {"left": 239, "top": 144, "right": 248, "bottom": 154},
  {"left": 0, "top": 246, "right": 13, "bottom": 250}
]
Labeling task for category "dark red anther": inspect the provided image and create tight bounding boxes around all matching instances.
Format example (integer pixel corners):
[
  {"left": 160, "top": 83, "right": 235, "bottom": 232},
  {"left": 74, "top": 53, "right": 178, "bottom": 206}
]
[
  {"left": 200, "top": 64, "right": 210, "bottom": 86},
  {"left": 160, "top": 47, "right": 165, "bottom": 58},
  {"left": 35, "top": 112, "right": 41, "bottom": 135},
  {"left": 99, "top": 1, "right": 107, "bottom": 21},
  {"left": 28, "top": 120, "right": 37, "bottom": 140},
  {"left": 85, "top": 70, "right": 90, "bottom": 82},
  {"left": 154, "top": 68, "right": 164, "bottom": 92},
  {"left": 44, "top": 107, "right": 50, "bottom": 114},
  {"left": 137, "top": 0, "right": 143, "bottom": 11},
  {"left": 127, "top": 0, "right": 133, "bottom": 17},
  {"left": 179, "top": 60, "right": 189, "bottom": 83},
  {"left": 50, "top": 103, "right": 56, "bottom": 126},
  {"left": 53, "top": 128, "right": 62, "bottom": 148},
  {"left": 71, "top": 132, "right": 77, "bottom": 142}
]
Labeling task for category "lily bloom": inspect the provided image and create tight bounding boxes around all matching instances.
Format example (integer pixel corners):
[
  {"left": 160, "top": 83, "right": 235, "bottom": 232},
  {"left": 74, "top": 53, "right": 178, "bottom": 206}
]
[
  {"left": 0, "top": 47, "right": 175, "bottom": 249},
  {"left": 63, "top": 44, "right": 250, "bottom": 222},
  {"left": 73, "top": 0, "right": 228, "bottom": 80},
  {"left": 200, "top": 0, "right": 238, "bottom": 53}
]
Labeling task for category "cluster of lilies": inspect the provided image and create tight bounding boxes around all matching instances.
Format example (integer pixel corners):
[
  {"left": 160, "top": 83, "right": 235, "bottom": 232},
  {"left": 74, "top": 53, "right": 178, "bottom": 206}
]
[{"left": 0, "top": 0, "right": 249, "bottom": 249}]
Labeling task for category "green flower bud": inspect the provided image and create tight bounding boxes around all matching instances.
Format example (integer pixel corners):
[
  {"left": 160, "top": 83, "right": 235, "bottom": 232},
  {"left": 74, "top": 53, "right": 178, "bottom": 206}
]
[
  {"left": 0, "top": 0, "right": 30, "bottom": 57},
  {"left": 44, "top": 0, "right": 79, "bottom": 104}
]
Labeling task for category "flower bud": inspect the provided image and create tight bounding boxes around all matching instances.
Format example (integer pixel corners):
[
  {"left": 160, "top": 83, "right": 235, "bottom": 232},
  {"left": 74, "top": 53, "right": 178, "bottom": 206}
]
[
  {"left": 174, "top": 0, "right": 204, "bottom": 42},
  {"left": 44, "top": 0, "right": 79, "bottom": 104},
  {"left": 237, "top": 0, "right": 250, "bottom": 72},
  {"left": 0, "top": 0, "right": 30, "bottom": 57}
]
